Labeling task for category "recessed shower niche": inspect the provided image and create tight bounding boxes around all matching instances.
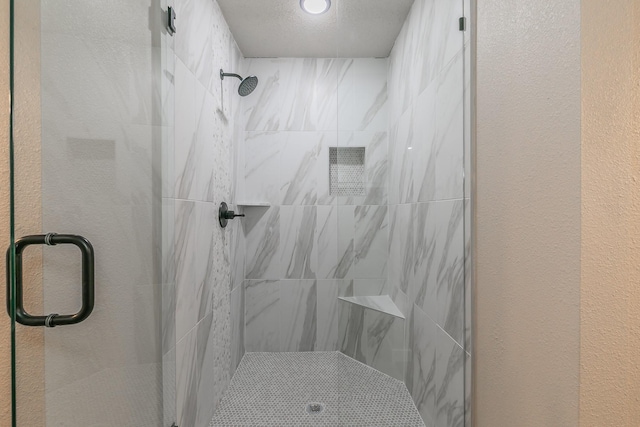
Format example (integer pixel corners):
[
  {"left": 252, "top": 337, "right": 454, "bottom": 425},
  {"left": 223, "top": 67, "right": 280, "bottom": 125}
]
[{"left": 330, "top": 147, "right": 366, "bottom": 197}]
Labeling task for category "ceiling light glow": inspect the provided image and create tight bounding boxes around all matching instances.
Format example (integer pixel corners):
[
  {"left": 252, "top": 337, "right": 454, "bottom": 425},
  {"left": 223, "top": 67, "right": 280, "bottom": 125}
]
[{"left": 300, "top": 0, "right": 331, "bottom": 15}]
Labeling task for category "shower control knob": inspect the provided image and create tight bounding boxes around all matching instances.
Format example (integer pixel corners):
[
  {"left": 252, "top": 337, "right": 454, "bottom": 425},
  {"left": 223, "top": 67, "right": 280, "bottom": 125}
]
[{"left": 219, "top": 202, "right": 245, "bottom": 228}]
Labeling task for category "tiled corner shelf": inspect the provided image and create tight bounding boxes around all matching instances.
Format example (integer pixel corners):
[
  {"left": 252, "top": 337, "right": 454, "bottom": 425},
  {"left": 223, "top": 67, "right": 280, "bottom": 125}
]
[
  {"left": 236, "top": 202, "right": 271, "bottom": 207},
  {"left": 338, "top": 295, "right": 405, "bottom": 319}
]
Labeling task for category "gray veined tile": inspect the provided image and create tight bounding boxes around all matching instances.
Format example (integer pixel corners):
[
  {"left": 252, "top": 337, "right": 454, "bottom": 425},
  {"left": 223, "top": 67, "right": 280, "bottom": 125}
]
[
  {"left": 280, "top": 132, "right": 323, "bottom": 206},
  {"left": 243, "top": 132, "right": 283, "bottom": 206},
  {"left": 196, "top": 313, "right": 215, "bottom": 427},
  {"left": 436, "top": 327, "right": 465, "bottom": 427},
  {"left": 174, "top": 0, "right": 214, "bottom": 89},
  {"left": 413, "top": 202, "right": 439, "bottom": 320},
  {"left": 176, "top": 330, "right": 198, "bottom": 427},
  {"left": 389, "top": 204, "right": 415, "bottom": 295},
  {"left": 316, "top": 205, "right": 339, "bottom": 280},
  {"left": 316, "top": 280, "right": 343, "bottom": 351},
  {"left": 244, "top": 58, "right": 339, "bottom": 132},
  {"left": 194, "top": 86, "right": 216, "bottom": 202},
  {"left": 175, "top": 200, "right": 197, "bottom": 342},
  {"left": 353, "top": 205, "right": 388, "bottom": 279},
  {"left": 244, "top": 280, "right": 280, "bottom": 352},
  {"left": 230, "top": 284, "right": 245, "bottom": 375},
  {"left": 432, "top": 0, "right": 464, "bottom": 79},
  {"left": 412, "top": 307, "right": 437, "bottom": 426},
  {"left": 280, "top": 280, "right": 318, "bottom": 352},
  {"left": 280, "top": 206, "right": 317, "bottom": 279},
  {"left": 245, "top": 206, "right": 281, "bottom": 280},
  {"left": 436, "top": 200, "right": 465, "bottom": 344},
  {"left": 195, "top": 202, "right": 216, "bottom": 321},
  {"left": 338, "top": 298, "right": 406, "bottom": 381},
  {"left": 174, "top": 59, "right": 198, "bottom": 200},
  {"left": 337, "top": 58, "right": 389, "bottom": 132},
  {"left": 414, "top": 81, "right": 438, "bottom": 203},
  {"left": 435, "top": 51, "right": 464, "bottom": 201}
]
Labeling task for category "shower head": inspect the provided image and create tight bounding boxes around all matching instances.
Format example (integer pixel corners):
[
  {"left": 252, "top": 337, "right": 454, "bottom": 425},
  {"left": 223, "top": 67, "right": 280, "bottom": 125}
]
[{"left": 220, "top": 69, "right": 259, "bottom": 97}]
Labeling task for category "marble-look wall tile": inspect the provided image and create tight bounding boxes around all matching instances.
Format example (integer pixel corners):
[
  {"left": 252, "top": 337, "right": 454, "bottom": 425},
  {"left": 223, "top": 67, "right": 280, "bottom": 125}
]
[
  {"left": 281, "top": 206, "right": 317, "bottom": 279},
  {"left": 244, "top": 280, "right": 281, "bottom": 352},
  {"left": 435, "top": 52, "right": 464, "bottom": 201},
  {"left": 389, "top": 108, "right": 415, "bottom": 205},
  {"left": 412, "top": 307, "right": 437, "bottom": 426},
  {"left": 174, "top": 0, "right": 214, "bottom": 91},
  {"left": 162, "top": 198, "right": 176, "bottom": 355},
  {"left": 316, "top": 205, "right": 339, "bottom": 280},
  {"left": 353, "top": 205, "right": 388, "bottom": 278},
  {"left": 176, "top": 329, "right": 198, "bottom": 427},
  {"left": 245, "top": 206, "right": 281, "bottom": 279},
  {"left": 175, "top": 200, "right": 197, "bottom": 341},
  {"left": 464, "top": 198, "right": 471, "bottom": 352},
  {"left": 244, "top": 58, "right": 339, "bottom": 132},
  {"left": 230, "top": 284, "right": 245, "bottom": 375},
  {"left": 281, "top": 133, "right": 323, "bottom": 206},
  {"left": 412, "top": 202, "right": 439, "bottom": 320},
  {"left": 196, "top": 313, "right": 231, "bottom": 427},
  {"left": 195, "top": 202, "right": 215, "bottom": 321},
  {"left": 244, "top": 279, "right": 318, "bottom": 352},
  {"left": 465, "top": 351, "right": 471, "bottom": 427},
  {"left": 243, "top": 131, "right": 326, "bottom": 206},
  {"left": 163, "top": 347, "right": 176, "bottom": 427},
  {"left": 174, "top": 59, "right": 198, "bottom": 200},
  {"left": 243, "top": 132, "right": 282, "bottom": 205},
  {"left": 436, "top": 327, "right": 465, "bottom": 427},
  {"left": 389, "top": 204, "right": 414, "bottom": 295},
  {"left": 414, "top": 82, "right": 438, "bottom": 203},
  {"left": 211, "top": 224, "right": 231, "bottom": 349},
  {"left": 316, "top": 279, "right": 343, "bottom": 351},
  {"left": 229, "top": 219, "right": 245, "bottom": 291},
  {"left": 339, "top": 300, "right": 406, "bottom": 381},
  {"left": 433, "top": 0, "right": 464, "bottom": 81},
  {"left": 196, "top": 313, "right": 215, "bottom": 427},
  {"left": 280, "top": 280, "right": 318, "bottom": 351},
  {"left": 435, "top": 200, "right": 465, "bottom": 344},
  {"left": 337, "top": 59, "right": 388, "bottom": 132},
  {"left": 195, "top": 83, "right": 216, "bottom": 202}
]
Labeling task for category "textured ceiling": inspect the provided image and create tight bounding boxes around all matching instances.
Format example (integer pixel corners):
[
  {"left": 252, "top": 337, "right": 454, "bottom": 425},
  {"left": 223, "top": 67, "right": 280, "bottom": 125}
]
[{"left": 217, "top": 0, "right": 415, "bottom": 58}]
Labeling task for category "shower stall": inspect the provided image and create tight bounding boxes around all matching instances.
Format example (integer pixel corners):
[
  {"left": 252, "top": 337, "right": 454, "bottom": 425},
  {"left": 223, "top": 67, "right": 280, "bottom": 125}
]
[{"left": 5, "top": 0, "right": 472, "bottom": 426}]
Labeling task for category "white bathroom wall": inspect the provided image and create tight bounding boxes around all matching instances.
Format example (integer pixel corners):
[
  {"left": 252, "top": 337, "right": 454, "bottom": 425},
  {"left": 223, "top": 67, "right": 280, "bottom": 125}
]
[
  {"left": 386, "top": 0, "right": 466, "bottom": 425},
  {"left": 166, "top": 0, "right": 244, "bottom": 425},
  {"left": 238, "top": 57, "right": 390, "bottom": 353}
]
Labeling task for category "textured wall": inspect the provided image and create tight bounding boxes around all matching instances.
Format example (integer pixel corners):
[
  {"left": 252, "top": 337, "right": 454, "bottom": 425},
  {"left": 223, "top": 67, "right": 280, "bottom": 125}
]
[
  {"left": 580, "top": 1, "right": 640, "bottom": 425},
  {"left": 474, "top": 0, "right": 582, "bottom": 425},
  {"left": 0, "top": 0, "right": 45, "bottom": 424}
]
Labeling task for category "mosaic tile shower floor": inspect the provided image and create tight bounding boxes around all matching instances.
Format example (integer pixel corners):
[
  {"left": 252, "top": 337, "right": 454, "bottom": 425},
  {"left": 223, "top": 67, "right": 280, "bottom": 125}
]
[{"left": 210, "top": 352, "right": 425, "bottom": 426}]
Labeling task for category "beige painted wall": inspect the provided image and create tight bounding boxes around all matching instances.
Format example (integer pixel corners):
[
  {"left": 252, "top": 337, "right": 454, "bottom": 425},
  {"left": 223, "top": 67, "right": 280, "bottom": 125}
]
[
  {"left": 0, "top": 0, "right": 45, "bottom": 424},
  {"left": 474, "top": 0, "right": 582, "bottom": 425},
  {"left": 580, "top": 1, "right": 640, "bottom": 425}
]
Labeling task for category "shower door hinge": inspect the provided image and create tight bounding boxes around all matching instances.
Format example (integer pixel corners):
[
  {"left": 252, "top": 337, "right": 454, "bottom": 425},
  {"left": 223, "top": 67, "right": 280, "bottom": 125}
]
[
  {"left": 167, "top": 6, "right": 177, "bottom": 35},
  {"left": 459, "top": 17, "right": 467, "bottom": 31}
]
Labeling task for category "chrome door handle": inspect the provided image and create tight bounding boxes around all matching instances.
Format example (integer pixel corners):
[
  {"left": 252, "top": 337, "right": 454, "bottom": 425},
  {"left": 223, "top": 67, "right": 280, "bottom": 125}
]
[{"left": 6, "top": 233, "right": 95, "bottom": 327}]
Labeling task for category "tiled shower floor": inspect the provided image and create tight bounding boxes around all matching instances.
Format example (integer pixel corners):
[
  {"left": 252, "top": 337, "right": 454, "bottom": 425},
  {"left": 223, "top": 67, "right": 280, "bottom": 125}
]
[{"left": 210, "top": 352, "right": 425, "bottom": 426}]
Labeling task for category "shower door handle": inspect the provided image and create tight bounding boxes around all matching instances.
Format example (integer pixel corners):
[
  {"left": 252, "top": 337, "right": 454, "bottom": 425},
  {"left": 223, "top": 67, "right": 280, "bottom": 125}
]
[{"left": 6, "top": 233, "right": 95, "bottom": 327}]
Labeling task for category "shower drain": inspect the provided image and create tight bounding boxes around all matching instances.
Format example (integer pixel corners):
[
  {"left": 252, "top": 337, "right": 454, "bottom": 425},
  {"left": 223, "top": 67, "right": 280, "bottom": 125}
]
[{"left": 306, "top": 402, "right": 325, "bottom": 415}]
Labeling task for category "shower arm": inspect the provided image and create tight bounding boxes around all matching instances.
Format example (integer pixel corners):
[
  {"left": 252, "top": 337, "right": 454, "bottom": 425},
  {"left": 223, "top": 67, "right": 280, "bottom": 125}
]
[{"left": 220, "top": 69, "right": 242, "bottom": 81}]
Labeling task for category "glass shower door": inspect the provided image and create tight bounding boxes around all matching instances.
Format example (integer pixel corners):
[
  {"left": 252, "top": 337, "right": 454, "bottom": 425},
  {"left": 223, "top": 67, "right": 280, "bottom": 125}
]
[{"left": 8, "top": 0, "right": 174, "bottom": 425}]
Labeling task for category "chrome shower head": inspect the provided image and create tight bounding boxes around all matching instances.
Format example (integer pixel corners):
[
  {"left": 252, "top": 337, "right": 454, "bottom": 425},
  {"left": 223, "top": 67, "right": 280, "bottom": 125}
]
[{"left": 220, "top": 69, "right": 259, "bottom": 97}]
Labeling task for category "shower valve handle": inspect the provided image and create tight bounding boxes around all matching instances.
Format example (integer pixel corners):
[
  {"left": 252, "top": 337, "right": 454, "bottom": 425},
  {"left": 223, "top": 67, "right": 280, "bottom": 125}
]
[{"left": 219, "top": 202, "right": 244, "bottom": 228}]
